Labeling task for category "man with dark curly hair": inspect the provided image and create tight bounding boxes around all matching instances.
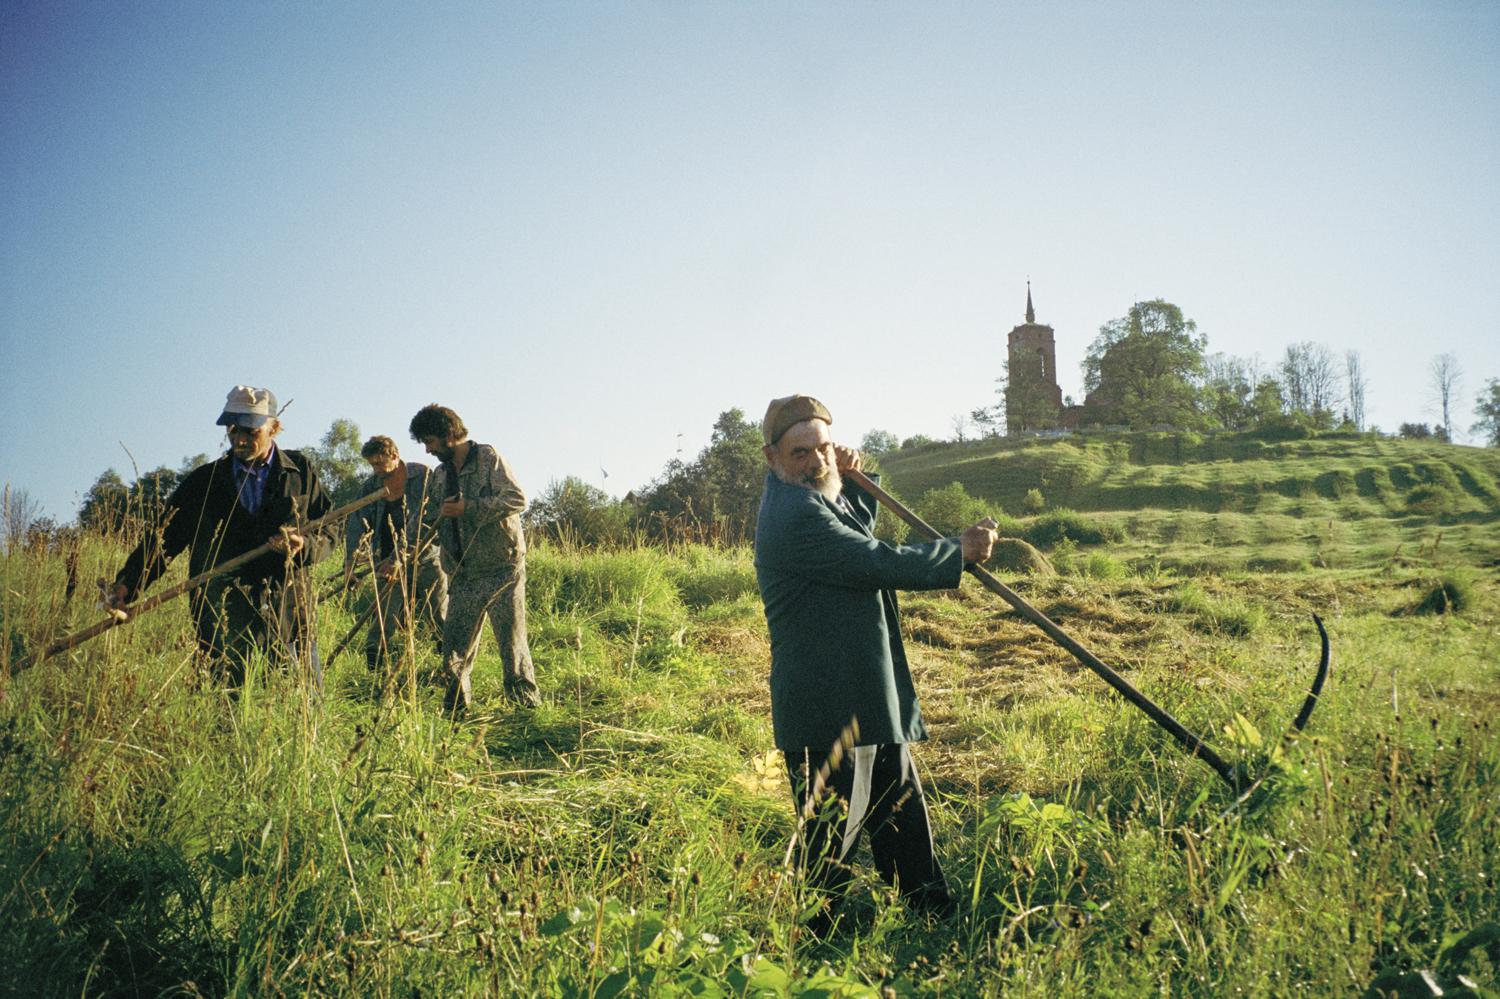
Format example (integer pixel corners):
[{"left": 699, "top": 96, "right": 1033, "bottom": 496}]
[{"left": 409, "top": 404, "right": 540, "bottom": 714}]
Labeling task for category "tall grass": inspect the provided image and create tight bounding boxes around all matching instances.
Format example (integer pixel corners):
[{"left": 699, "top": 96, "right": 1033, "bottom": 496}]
[{"left": 3, "top": 523, "right": 1498, "bottom": 995}]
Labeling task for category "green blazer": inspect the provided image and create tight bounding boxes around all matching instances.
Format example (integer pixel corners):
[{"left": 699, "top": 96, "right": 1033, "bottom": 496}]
[{"left": 754, "top": 472, "right": 964, "bottom": 751}]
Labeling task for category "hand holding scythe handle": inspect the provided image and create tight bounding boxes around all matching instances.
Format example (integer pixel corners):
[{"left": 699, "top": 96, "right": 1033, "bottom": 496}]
[
  {"left": 12, "top": 485, "right": 395, "bottom": 675},
  {"left": 845, "top": 468, "right": 1330, "bottom": 789}
]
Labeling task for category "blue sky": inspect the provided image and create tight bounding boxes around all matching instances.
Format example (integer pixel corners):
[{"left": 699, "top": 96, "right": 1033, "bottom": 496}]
[{"left": 3, "top": 1, "right": 1497, "bottom": 521}]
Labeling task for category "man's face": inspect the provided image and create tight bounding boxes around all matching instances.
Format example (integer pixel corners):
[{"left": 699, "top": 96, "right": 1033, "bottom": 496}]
[
  {"left": 366, "top": 453, "right": 401, "bottom": 477},
  {"left": 766, "top": 419, "right": 840, "bottom": 500},
  {"left": 421, "top": 436, "right": 455, "bottom": 463},
  {"left": 226, "top": 422, "right": 274, "bottom": 464}
]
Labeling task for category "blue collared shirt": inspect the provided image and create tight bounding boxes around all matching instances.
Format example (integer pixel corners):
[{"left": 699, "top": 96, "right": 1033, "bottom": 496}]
[{"left": 232, "top": 445, "right": 276, "bottom": 516}]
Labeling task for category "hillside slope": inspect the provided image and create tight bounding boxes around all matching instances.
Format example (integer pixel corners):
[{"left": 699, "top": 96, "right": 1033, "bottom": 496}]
[{"left": 877, "top": 431, "right": 1500, "bottom": 572}]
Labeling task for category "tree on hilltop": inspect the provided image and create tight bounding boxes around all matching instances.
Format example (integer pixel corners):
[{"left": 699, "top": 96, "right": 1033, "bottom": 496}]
[
  {"left": 859, "top": 429, "right": 900, "bottom": 456},
  {"left": 1472, "top": 378, "right": 1500, "bottom": 447},
  {"left": 636, "top": 408, "right": 765, "bottom": 542},
  {"left": 1200, "top": 354, "right": 1260, "bottom": 430},
  {"left": 526, "top": 476, "right": 630, "bottom": 545},
  {"left": 1430, "top": 353, "right": 1462, "bottom": 443},
  {"left": 1345, "top": 350, "right": 1369, "bottom": 431},
  {"left": 305, "top": 418, "right": 365, "bottom": 504},
  {"left": 1082, "top": 299, "right": 1206, "bottom": 429},
  {"left": 79, "top": 470, "right": 130, "bottom": 532},
  {"left": 1278, "top": 342, "right": 1341, "bottom": 428}
]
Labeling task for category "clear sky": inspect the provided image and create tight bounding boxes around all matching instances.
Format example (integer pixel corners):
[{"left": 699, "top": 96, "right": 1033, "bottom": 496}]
[{"left": 3, "top": 1, "right": 1497, "bottom": 522}]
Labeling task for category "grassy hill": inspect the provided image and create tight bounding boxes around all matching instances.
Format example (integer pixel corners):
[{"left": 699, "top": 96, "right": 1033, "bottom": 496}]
[{"left": 878, "top": 430, "right": 1500, "bottom": 574}]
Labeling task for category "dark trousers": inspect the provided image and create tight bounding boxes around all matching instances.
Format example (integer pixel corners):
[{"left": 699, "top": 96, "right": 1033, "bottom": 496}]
[
  {"left": 784, "top": 743, "right": 952, "bottom": 921},
  {"left": 190, "top": 574, "right": 321, "bottom": 689},
  {"left": 441, "top": 562, "right": 539, "bottom": 713}
]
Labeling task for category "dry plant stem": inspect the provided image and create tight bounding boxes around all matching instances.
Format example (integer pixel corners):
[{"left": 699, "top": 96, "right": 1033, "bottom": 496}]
[
  {"left": 328, "top": 600, "right": 381, "bottom": 666},
  {"left": 844, "top": 468, "right": 1247, "bottom": 787},
  {"left": 14, "top": 488, "right": 389, "bottom": 673}
]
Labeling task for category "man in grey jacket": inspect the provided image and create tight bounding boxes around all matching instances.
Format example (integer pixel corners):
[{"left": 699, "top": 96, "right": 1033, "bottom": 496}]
[
  {"left": 409, "top": 404, "right": 540, "bottom": 714},
  {"left": 344, "top": 435, "right": 448, "bottom": 667},
  {"left": 754, "top": 394, "right": 996, "bottom": 936}
]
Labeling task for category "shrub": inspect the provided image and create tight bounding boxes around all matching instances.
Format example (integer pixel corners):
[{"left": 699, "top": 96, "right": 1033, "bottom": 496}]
[
  {"left": 1078, "top": 551, "right": 1129, "bottom": 580},
  {"left": 664, "top": 546, "right": 759, "bottom": 609},
  {"left": 527, "top": 476, "right": 633, "bottom": 546},
  {"left": 1411, "top": 573, "right": 1475, "bottom": 615},
  {"left": 1023, "top": 509, "right": 1126, "bottom": 548},
  {"left": 1165, "top": 583, "right": 1265, "bottom": 637},
  {"left": 914, "top": 482, "right": 998, "bottom": 537},
  {"left": 990, "top": 538, "right": 1055, "bottom": 576},
  {"left": 1406, "top": 483, "right": 1457, "bottom": 516},
  {"left": 1022, "top": 488, "right": 1047, "bottom": 514}
]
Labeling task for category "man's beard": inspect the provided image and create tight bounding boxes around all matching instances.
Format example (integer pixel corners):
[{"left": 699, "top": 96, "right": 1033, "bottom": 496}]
[
  {"left": 774, "top": 462, "right": 842, "bottom": 502},
  {"left": 431, "top": 444, "right": 455, "bottom": 463}
]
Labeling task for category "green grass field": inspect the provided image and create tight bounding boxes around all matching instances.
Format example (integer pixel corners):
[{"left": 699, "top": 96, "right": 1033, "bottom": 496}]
[
  {"left": 880, "top": 431, "right": 1500, "bottom": 575},
  {"left": 3, "top": 433, "right": 1498, "bottom": 996}
]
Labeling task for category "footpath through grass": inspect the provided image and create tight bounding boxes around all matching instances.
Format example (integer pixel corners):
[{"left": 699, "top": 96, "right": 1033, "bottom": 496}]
[{"left": 2, "top": 527, "right": 1498, "bottom": 996}]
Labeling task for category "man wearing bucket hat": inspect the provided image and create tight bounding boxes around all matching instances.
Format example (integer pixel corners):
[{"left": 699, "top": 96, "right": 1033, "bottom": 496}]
[
  {"left": 754, "top": 394, "right": 997, "bottom": 936},
  {"left": 107, "top": 385, "right": 334, "bottom": 686}
]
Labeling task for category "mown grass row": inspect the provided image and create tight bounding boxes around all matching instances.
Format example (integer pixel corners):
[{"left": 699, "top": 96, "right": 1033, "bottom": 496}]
[{"left": 2, "top": 532, "right": 1498, "bottom": 996}]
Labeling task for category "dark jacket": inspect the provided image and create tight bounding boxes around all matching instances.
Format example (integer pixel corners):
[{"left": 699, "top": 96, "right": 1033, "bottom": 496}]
[
  {"left": 344, "top": 461, "right": 442, "bottom": 571},
  {"left": 754, "top": 471, "right": 964, "bottom": 751},
  {"left": 116, "top": 447, "right": 332, "bottom": 599}
]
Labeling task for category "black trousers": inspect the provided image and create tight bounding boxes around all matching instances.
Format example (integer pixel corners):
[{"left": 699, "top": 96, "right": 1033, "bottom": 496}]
[
  {"left": 189, "top": 574, "right": 321, "bottom": 689},
  {"left": 784, "top": 743, "right": 952, "bottom": 915}
]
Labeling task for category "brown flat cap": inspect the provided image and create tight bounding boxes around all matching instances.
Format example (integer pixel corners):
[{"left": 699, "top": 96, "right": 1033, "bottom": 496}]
[{"left": 762, "top": 394, "right": 832, "bottom": 445}]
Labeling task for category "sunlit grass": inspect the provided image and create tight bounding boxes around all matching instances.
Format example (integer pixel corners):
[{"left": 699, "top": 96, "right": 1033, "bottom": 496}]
[{"left": 2, "top": 486, "right": 1498, "bottom": 995}]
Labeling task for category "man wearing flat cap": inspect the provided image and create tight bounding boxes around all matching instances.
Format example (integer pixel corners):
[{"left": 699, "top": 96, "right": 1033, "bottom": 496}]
[
  {"left": 107, "top": 385, "right": 334, "bottom": 686},
  {"left": 755, "top": 394, "right": 997, "bottom": 936}
]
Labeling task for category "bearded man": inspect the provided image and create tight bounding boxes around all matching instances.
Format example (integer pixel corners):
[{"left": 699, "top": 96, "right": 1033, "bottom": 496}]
[
  {"left": 409, "top": 403, "right": 540, "bottom": 715},
  {"left": 754, "top": 394, "right": 997, "bottom": 936}
]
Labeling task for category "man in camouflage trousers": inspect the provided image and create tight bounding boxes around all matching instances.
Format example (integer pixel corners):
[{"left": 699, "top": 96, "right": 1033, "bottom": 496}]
[
  {"left": 344, "top": 435, "right": 449, "bottom": 667},
  {"left": 409, "top": 404, "right": 540, "bottom": 714}
]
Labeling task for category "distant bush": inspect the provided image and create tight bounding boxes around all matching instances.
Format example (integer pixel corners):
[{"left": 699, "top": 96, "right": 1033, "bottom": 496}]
[
  {"left": 664, "top": 546, "right": 758, "bottom": 609},
  {"left": 1411, "top": 573, "right": 1475, "bottom": 616},
  {"left": 990, "top": 538, "right": 1055, "bottom": 575},
  {"left": 527, "top": 476, "right": 633, "bottom": 546},
  {"left": 1023, "top": 509, "right": 1126, "bottom": 548},
  {"left": 1406, "top": 483, "right": 1457, "bottom": 516},
  {"left": 915, "top": 482, "right": 999, "bottom": 536},
  {"left": 1022, "top": 488, "right": 1047, "bottom": 514},
  {"left": 1078, "top": 552, "right": 1130, "bottom": 580},
  {"left": 1249, "top": 421, "right": 1316, "bottom": 441},
  {"left": 874, "top": 504, "right": 911, "bottom": 545},
  {"left": 1166, "top": 583, "right": 1265, "bottom": 637}
]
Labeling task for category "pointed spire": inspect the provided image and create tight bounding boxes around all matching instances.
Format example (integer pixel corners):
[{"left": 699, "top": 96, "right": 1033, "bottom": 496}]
[{"left": 1025, "top": 280, "right": 1035, "bottom": 324}]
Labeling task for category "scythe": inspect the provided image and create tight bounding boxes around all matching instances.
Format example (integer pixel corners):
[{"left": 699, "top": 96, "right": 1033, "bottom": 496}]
[
  {"left": 11, "top": 487, "right": 392, "bottom": 675},
  {"left": 845, "top": 468, "right": 1331, "bottom": 789}
]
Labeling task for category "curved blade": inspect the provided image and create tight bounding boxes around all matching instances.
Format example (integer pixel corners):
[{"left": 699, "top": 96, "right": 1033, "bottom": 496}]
[{"left": 1290, "top": 613, "right": 1332, "bottom": 732}]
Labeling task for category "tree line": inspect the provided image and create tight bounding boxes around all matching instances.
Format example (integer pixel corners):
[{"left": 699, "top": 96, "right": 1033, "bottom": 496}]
[{"left": 986, "top": 298, "right": 1499, "bottom": 445}]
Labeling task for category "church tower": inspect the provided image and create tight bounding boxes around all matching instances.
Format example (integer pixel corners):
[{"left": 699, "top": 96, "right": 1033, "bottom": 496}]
[{"left": 1005, "top": 282, "right": 1064, "bottom": 433}]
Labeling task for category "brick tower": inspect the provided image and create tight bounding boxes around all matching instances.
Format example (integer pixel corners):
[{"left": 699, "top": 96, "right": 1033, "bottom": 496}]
[{"left": 1005, "top": 282, "right": 1063, "bottom": 433}]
